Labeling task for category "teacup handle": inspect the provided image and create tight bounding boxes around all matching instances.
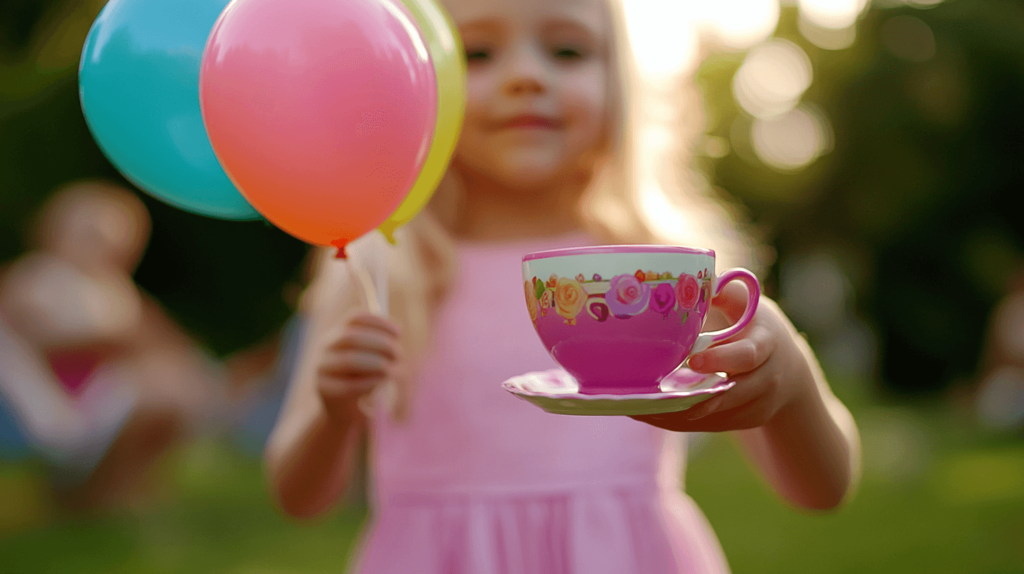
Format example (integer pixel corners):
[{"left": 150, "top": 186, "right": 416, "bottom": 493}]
[{"left": 690, "top": 268, "right": 761, "bottom": 355}]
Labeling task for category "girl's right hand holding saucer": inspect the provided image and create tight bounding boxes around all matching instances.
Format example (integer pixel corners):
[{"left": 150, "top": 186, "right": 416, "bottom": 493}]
[{"left": 317, "top": 312, "right": 402, "bottom": 423}]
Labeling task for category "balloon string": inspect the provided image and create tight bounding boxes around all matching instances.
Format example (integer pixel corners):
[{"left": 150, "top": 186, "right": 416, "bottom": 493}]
[{"left": 349, "top": 255, "right": 382, "bottom": 316}]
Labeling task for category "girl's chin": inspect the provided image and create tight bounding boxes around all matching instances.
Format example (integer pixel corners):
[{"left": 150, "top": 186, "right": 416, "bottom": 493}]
[
  {"left": 494, "top": 158, "right": 572, "bottom": 187},
  {"left": 496, "top": 169, "right": 566, "bottom": 191}
]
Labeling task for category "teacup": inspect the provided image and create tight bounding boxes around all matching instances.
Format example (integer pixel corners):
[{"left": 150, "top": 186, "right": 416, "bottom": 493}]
[{"left": 522, "top": 245, "right": 760, "bottom": 395}]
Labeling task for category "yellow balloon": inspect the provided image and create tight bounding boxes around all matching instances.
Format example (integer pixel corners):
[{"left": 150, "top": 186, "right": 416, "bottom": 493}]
[{"left": 379, "top": 0, "right": 466, "bottom": 244}]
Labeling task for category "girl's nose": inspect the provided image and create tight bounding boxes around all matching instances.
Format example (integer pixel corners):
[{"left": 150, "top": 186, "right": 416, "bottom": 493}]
[{"left": 502, "top": 42, "right": 548, "bottom": 96}]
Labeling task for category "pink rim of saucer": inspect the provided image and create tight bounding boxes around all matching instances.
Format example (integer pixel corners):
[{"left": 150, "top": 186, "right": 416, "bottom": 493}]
[
  {"left": 501, "top": 380, "right": 736, "bottom": 401},
  {"left": 522, "top": 244, "right": 715, "bottom": 262},
  {"left": 501, "top": 370, "right": 735, "bottom": 401}
]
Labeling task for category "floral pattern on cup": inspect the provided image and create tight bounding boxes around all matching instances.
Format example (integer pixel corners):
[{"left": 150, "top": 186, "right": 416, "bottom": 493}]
[
  {"left": 554, "top": 277, "right": 587, "bottom": 325},
  {"left": 650, "top": 283, "right": 677, "bottom": 318},
  {"left": 676, "top": 273, "right": 700, "bottom": 310},
  {"left": 539, "top": 289, "right": 553, "bottom": 317},
  {"left": 525, "top": 281, "right": 539, "bottom": 323},
  {"left": 527, "top": 270, "right": 713, "bottom": 325},
  {"left": 606, "top": 274, "right": 651, "bottom": 317}
]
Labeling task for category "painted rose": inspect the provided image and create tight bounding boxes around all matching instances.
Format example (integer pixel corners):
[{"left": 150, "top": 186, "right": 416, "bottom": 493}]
[
  {"left": 540, "top": 289, "right": 552, "bottom": 316},
  {"left": 593, "top": 273, "right": 602, "bottom": 281},
  {"left": 634, "top": 270, "right": 646, "bottom": 282},
  {"left": 660, "top": 272, "right": 672, "bottom": 280},
  {"left": 576, "top": 273, "right": 586, "bottom": 283},
  {"left": 525, "top": 281, "right": 539, "bottom": 322},
  {"left": 554, "top": 277, "right": 586, "bottom": 325},
  {"left": 650, "top": 283, "right": 676, "bottom": 317},
  {"left": 644, "top": 270, "right": 658, "bottom": 281},
  {"left": 546, "top": 274, "right": 558, "bottom": 288},
  {"left": 606, "top": 274, "right": 651, "bottom": 317},
  {"left": 676, "top": 273, "right": 700, "bottom": 309}
]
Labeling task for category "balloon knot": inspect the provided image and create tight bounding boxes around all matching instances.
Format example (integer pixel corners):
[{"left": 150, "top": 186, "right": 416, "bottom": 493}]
[{"left": 332, "top": 239, "right": 349, "bottom": 259}]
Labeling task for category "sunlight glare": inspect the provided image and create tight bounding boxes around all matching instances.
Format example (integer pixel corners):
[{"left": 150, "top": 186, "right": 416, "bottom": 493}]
[
  {"left": 698, "top": 0, "right": 780, "bottom": 51},
  {"left": 622, "top": 0, "right": 701, "bottom": 77}
]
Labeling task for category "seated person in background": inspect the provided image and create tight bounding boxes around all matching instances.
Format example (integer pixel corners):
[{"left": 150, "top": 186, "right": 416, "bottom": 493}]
[
  {"left": 975, "top": 267, "right": 1024, "bottom": 431},
  {"left": 0, "top": 180, "right": 234, "bottom": 510}
]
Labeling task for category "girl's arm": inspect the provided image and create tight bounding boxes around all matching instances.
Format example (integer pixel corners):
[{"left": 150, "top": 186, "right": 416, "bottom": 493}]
[
  {"left": 734, "top": 330, "right": 861, "bottom": 510},
  {"left": 264, "top": 251, "right": 392, "bottom": 520},
  {"left": 634, "top": 284, "right": 862, "bottom": 511}
]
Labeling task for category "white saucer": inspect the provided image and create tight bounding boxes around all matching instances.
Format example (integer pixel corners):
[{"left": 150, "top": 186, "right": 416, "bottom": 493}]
[{"left": 502, "top": 368, "right": 735, "bottom": 416}]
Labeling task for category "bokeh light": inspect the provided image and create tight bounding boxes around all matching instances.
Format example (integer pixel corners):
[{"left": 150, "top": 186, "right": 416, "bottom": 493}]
[
  {"left": 732, "top": 39, "right": 813, "bottom": 119},
  {"left": 798, "top": 0, "right": 868, "bottom": 30},
  {"left": 750, "top": 104, "right": 833, "bottom": 171},
  {"left": 798, "top": 15, "right": 857, "bottom": 50},
  {"left": 697, "top": 0, "right": 780, "bottom": 51}
]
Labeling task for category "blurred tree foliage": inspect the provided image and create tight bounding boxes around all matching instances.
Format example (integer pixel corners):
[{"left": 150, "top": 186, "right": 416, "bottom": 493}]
[
  {"left": 2, "top": 0, "right": 1022, "bottom": 388},
  {"left": 697, "top": 0, "right": 1024, "bottom": 393}
]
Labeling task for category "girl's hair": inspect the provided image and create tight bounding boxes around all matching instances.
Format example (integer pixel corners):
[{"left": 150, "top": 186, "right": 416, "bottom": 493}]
[{"left": 307, "top": 0, "right": 772, "bottom": 404}]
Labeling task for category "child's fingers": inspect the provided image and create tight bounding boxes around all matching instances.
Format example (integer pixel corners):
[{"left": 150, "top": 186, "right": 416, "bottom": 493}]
[
  {"left": 319, "top": 351, "right": 392, "bottom": 378},
  {"left": 330, "top": 327, "right": 400, "bottom": 361},
  {"left": 631, "top": 391, "right": 776, "bottom": 432},
  {"left": 688, "top": 324, "right": 775, "bottom": 375},
  {"left": 347, "top": 313, "right": 401, "bottom": 337},
  {"left": 318, "top": 374, "right": 389, "bottom": 418},
  {"left": 319, "top": 373, "right": 388, "bottom": 398},
  {"left": 630, "top": 363, "right": 782, "bottom": 432},
  {"left": 678, "top": 368, "right": 774, "bottom": 420}
]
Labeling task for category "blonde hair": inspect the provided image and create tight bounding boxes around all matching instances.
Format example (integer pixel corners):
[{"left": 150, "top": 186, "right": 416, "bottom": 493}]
[{"left": 307, "top": 0, "right": 771, "bottom": 409}]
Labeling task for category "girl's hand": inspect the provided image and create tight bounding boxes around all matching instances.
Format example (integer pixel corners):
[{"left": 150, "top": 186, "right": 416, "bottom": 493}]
[
  {"left": 317, "top": 312, "right": 401, "bottom": 423},
  {"left": 632, "top": 283, "right": 816, "bottom": 432}
]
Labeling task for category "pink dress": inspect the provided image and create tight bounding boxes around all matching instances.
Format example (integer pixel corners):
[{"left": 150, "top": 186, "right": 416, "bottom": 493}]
[{"left": 352, "top": 233, "right": 731, "bottom": 574}]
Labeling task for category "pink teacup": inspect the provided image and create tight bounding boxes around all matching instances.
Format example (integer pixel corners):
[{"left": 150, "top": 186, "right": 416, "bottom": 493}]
[{"left": 522, "top": 245, "right": 760, "bottom": 395}]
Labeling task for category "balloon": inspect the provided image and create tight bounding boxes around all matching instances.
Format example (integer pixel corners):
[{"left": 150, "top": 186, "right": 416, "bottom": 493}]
[
  {"left": 79, "top": 0, "right": 259, "bottom": 220},
  {"left": 378, "top": 0, "right": 466, "bottom": 244},
  {"left": 200, "top": 0, "right": 437, "bottom": 255}
]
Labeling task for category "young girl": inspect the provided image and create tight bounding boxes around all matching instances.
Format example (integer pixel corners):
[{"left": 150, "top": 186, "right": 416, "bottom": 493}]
[{"left": 266, "top": 0, "right": 861, "bottom": 571}]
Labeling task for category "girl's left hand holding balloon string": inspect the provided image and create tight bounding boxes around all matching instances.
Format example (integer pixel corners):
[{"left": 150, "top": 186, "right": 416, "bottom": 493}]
[{"left": 632, "top": 282, "right": 819, "bottom": 432}]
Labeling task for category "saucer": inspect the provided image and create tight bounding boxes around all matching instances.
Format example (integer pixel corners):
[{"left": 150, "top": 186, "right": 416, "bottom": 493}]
[{"left": 502, "top": 368, "right": 735, "bottom": 417}]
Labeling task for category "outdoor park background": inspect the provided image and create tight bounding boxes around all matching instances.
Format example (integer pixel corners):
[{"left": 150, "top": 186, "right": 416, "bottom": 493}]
[{"left": 2, "top": 0, "right": 1024, "bottom": 572}]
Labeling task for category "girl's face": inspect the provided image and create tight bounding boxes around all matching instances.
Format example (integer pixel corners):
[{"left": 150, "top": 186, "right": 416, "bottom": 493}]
[{"left": 444, "top": 0, "right": 610, "bottom": 193}]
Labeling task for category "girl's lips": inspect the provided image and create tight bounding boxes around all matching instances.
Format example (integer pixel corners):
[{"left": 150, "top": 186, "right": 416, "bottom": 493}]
[{"left": 498, "top": 115, "right": 561, "bottom": 129}]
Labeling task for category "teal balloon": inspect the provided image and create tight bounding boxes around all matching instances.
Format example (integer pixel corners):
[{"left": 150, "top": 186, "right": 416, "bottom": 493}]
[{"left": 79, "top": 0, "right": 259, "bottom": 220}]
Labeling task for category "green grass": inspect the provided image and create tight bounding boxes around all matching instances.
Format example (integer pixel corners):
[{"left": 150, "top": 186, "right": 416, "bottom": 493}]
[
  {"left": 687, "top": 382, "right": 1024, "bottom": 574},
  {"left": 2, "top": 383, "right": 1023, "bottom": 573}
]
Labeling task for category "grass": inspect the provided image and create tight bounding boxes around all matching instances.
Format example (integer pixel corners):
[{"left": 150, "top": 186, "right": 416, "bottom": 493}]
[{"left": 1, "top": 381, "right": 1023, "bottom": 573}]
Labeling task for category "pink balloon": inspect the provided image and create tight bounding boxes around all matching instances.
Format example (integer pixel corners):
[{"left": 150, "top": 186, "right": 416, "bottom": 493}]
[{"left": 200, "top": 0, "right": 437, "bottom": 253}]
